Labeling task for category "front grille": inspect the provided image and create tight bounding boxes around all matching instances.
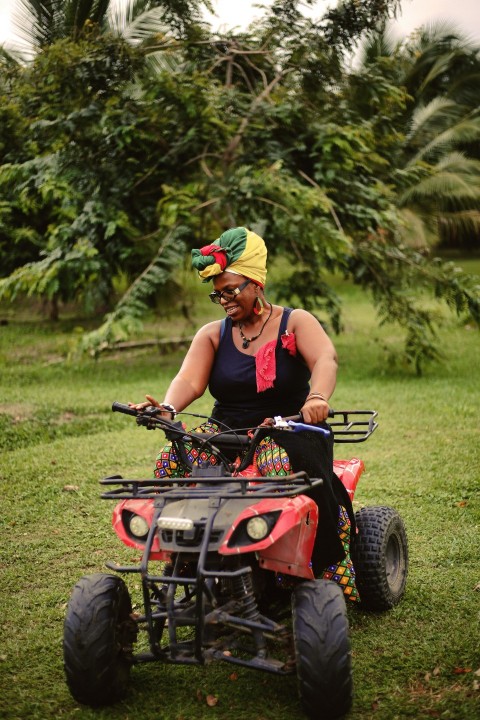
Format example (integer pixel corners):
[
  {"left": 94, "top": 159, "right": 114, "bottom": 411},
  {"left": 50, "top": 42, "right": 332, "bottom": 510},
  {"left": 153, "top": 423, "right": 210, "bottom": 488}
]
[{"left": 160, "top": 526, "right": 223, "bottom": 548}]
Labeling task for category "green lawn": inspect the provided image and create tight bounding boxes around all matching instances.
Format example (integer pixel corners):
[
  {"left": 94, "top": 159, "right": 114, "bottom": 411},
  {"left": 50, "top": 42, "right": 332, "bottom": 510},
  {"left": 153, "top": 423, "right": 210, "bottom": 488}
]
[{"left": 0, "top": 273, "right": 479, "bottom": 720}]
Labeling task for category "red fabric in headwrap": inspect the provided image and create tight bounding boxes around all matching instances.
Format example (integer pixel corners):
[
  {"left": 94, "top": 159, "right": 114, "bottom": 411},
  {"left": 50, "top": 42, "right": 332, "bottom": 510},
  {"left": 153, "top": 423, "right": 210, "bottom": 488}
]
[{"left": 199, "top": 244, "right": 228, "bottom": 270}]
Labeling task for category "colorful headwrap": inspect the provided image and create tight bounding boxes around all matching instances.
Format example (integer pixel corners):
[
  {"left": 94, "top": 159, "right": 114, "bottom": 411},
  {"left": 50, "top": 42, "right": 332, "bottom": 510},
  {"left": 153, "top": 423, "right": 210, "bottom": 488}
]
[{"left": 191, "top": 227, "right": 267, "bottom": 286}]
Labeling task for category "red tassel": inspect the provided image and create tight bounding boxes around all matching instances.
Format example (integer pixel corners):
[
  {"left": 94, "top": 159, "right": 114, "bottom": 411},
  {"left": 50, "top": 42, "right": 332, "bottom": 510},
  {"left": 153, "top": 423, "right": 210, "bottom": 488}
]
[{"left": 281, "top": 331, "right": 297, "bottom": 356}]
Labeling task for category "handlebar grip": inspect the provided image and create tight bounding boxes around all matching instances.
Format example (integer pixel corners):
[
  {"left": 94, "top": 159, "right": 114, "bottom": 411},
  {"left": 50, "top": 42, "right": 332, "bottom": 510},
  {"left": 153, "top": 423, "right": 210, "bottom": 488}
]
[
  {"left": 112, "top": 402, "right": 138, "bottom": 417},
  {"left": 285, "top": 409, "right": 335, "bottom": 422}
]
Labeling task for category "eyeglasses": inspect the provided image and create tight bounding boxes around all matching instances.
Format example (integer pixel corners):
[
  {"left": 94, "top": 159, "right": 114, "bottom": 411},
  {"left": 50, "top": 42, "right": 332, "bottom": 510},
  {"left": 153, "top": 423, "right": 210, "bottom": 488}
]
[{"left": 209, "top": 279, "right": 251, "bottom": 304}]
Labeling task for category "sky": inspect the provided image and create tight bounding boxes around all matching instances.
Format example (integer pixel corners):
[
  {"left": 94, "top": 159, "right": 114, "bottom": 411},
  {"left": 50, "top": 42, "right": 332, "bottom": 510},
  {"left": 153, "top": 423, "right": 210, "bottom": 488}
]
[
  {"left": 203, "top": 0, "right": 480, "bottom": 42},
  {"left": 1, "top": 0, "right": 479, "bottom": 46}
]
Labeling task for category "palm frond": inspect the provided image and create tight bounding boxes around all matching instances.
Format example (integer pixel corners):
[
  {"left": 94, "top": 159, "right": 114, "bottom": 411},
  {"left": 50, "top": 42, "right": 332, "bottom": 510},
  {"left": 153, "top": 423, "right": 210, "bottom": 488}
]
[
  {"left": 110, "top": 4, "right": 170, "bottom": 43},
  {"left": 408, "top": 115, "right": 480, "bottom": 164},
  {"left": 400, "top": 161, "right": 480, "bottom": 206},
  {"left": 406, "top": 96, "right": 457, "bottom": 143}
]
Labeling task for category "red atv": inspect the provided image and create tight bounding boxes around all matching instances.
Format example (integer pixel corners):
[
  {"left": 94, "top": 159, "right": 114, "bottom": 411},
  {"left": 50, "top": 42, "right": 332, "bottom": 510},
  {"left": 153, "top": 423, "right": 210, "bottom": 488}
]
[{"left": 63, "top": 403, "right": 408, "bottom": 720}]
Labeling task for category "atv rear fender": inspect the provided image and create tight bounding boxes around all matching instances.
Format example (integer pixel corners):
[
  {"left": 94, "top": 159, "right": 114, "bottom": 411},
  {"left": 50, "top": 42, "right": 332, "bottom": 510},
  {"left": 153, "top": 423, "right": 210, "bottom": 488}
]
[{"left": 333, "top": 458, "right": 365, "bottom": 501}]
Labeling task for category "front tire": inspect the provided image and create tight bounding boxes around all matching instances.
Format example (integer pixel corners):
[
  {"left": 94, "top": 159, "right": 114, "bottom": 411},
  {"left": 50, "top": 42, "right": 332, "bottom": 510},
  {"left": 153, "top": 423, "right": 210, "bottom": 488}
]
[
  {"left": 63, "top": 573, "right": 137, "bottom": 706},
  {"left": 292, "top": 579, "right": 353, "bottom": 720},
  {"left": 351, "top": 506, "right": 408, "bottom": 611}
]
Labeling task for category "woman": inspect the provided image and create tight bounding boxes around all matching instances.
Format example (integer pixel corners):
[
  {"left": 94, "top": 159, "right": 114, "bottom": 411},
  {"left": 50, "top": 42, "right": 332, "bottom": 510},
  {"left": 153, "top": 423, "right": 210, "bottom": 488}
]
[{"left": 130, "top": 227, "right": 359, "bottom": 601}]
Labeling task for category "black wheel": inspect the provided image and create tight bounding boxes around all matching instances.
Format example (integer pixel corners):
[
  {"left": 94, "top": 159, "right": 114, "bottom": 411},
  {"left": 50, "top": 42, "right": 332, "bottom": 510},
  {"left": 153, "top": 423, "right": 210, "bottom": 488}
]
[
  {"left": 351, "top": 506, "right": 408, "bottom": 611},
  {"left": 292, "top": 579, "right": 353, "bottom": 720},
  {"left": 63, "top": 573, "right": 137, "bottom": 706}
]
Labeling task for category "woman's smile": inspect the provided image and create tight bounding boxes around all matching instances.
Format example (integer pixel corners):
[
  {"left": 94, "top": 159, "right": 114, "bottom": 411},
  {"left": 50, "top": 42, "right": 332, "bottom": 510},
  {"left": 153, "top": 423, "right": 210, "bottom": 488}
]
[{"left": 224, "top": 304, "right": 239, "bottom": 316}]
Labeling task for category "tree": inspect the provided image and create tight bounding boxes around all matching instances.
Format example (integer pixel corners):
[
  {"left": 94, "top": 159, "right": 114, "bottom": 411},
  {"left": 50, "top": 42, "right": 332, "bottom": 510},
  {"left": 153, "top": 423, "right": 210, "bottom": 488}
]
[
  {"left": 1, "top": 0, "right": 212, "bottom": 60},
  {"left": 351, "top": 23, "right": 480, "bottom": 250},
  {"left": 0, "top": 0, "right": 478, "bottom": 371}
]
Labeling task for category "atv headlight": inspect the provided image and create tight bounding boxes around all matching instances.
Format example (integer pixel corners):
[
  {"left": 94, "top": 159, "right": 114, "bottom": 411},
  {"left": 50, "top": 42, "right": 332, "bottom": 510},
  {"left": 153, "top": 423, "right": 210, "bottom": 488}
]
[
  {"left": 246, "top": 515, "right": 270, "bottom": 541},
  {"left": 129, "top": 514, "right": 150, "bottom": 539}
]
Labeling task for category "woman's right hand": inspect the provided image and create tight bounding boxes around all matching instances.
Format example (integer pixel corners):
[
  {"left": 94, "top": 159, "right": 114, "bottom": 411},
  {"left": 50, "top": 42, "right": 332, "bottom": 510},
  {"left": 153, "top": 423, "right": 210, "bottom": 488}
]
[{"left": 128, "top": 395, "right": 161, "bottom": 412}]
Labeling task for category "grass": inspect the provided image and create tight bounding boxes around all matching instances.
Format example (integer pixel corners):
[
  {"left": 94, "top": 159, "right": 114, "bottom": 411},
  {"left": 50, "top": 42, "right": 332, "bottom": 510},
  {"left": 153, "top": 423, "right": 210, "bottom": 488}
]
[{"left": 0, "top": 268, "right": 479, "bottom": 720}]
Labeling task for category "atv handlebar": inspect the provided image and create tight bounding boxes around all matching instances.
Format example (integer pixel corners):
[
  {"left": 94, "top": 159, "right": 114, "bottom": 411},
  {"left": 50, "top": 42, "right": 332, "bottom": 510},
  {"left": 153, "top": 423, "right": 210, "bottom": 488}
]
[
  {"left": 112, "top": 402, "right": 378, "bottom": 443},
  {"left": 112, "top": 401, "right": 139, "bottom": 417}
]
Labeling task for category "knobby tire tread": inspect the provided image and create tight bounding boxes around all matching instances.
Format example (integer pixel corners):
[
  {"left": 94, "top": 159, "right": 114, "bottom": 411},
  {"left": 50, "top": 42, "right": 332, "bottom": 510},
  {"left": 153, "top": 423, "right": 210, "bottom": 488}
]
[
  {"left": 352, "top": 506, "right": 408, "bottom": 611},
  {"left": 293, "top": 580, "right": 352, "bottom": 720},
  {"left": 63, "top": 573, "right": 135, "bottom": 706}
]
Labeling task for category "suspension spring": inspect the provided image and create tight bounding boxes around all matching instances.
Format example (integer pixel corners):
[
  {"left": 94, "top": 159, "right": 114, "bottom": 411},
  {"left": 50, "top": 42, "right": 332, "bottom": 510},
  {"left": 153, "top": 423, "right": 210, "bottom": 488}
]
[{"left": 233, "top": 573, "right": 260, "bottom": 621}]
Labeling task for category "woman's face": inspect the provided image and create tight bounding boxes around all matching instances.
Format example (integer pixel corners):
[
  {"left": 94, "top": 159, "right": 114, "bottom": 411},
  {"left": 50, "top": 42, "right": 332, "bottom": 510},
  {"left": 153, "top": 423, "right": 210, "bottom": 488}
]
[{"left": 212, "top": 272, "right": 258, "bottom": 321}]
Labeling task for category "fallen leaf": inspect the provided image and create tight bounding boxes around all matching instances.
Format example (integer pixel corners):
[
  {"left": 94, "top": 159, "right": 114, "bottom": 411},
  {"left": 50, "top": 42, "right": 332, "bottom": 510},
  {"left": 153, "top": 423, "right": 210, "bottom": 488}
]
[
  {"left": 457, "top": 500, "right": 468, "bottom": 507},
  {"left": 62, "top": 484, "right": 79, "bottom": 492},
  {"left": 475, "top": 668, "right": 480, "bottom": 676},
  {"left": 206, "top": 694, "right": 218, "bottom": 707},
  {"left": 229, "top": 672, "right": 238, "bottom": 681},
  {"left": 473, "top": 680, "right": 479, "bottom": 691},
  {"left": 453, "top": 667, "right": 472, "bottom": 674},
  {"left": 433, "top": 666, "right": 441, "bottom": 676}
]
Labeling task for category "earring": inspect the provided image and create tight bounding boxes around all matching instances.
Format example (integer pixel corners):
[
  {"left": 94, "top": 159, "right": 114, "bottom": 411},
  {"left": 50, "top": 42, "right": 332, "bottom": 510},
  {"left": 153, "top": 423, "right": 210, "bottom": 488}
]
[{"left": 253, "top": 296, "right": 265, "bottom": 315}]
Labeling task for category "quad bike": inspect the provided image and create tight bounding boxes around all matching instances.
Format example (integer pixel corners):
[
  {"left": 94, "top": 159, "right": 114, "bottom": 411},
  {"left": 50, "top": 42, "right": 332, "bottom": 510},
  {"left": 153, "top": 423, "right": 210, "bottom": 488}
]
[{"left": 63, "top": 403, "right": 408, "bottom": 719}]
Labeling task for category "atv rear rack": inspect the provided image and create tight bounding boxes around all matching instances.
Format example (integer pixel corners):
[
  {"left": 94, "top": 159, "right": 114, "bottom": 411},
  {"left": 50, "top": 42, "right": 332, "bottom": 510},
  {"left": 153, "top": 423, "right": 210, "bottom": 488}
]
[{"left": 328, "top": 409, "right": 378, "bottom": 443}]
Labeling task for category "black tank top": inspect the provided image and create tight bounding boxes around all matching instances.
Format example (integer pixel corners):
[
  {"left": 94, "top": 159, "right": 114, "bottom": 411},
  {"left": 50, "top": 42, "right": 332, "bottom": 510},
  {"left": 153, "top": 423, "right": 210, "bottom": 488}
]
[{"left": 208, "top": 307, "right": 310, "bottom": 429}]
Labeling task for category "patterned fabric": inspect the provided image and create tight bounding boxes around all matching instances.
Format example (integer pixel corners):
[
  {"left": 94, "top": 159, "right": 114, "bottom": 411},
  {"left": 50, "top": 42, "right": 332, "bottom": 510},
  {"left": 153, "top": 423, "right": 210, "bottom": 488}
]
[
  {"left": 191, "top": 227, "right": 267, "bottom": 286},
  {"left": 253, "top": 435, "right": 291, "bottom": 476},
  {"left": 154, "top": 421, "right": 220, "bottom": 479},
  {"left": 320, "top": 505, "right": 360, "bottom": 603}
]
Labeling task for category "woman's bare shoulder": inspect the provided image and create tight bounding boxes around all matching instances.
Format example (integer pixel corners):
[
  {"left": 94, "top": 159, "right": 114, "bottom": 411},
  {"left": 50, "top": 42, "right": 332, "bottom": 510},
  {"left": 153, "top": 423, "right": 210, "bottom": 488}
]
[
  {"left": 288, "top": 307, "right": 319, "bottom": 325},
  {"left": 193, "top": 319, "right": 224, "bottom": 346}
]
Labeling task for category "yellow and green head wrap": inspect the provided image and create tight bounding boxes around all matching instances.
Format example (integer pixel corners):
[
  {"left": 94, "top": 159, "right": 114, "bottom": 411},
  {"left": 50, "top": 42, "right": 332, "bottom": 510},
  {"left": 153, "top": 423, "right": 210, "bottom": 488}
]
[{"left": 191, "top": 227, "right": 267, "bottom": 286}]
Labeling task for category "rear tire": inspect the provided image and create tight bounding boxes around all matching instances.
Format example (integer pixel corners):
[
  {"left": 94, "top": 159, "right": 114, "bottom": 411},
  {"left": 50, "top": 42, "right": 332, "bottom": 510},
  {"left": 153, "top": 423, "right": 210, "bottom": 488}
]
[
  {"left": 351, "top": 506, "right": 408, "bottom": 611},
  {"left": 292, "top": 579, "right": 353, "bottom": 720},
  {"left": 63, "top": 573, "right": 137, "bottom": 706}
]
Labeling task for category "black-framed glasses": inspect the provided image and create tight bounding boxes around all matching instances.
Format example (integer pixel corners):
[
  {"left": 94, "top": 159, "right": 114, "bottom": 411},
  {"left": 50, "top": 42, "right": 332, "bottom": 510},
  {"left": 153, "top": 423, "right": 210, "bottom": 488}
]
[{"left": 209, "top": 279, "right": 251, "bottom": 304}]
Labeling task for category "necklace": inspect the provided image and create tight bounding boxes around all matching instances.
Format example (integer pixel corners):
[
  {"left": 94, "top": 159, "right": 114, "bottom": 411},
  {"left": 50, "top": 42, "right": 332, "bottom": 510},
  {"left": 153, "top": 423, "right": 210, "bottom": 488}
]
[{"left": 238, "top": 303, "right": 273, "bottom": 349}]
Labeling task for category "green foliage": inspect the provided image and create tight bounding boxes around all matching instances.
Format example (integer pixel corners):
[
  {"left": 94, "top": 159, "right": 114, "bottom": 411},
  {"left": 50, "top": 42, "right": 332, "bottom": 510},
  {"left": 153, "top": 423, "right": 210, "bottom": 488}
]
[
  {"left": 0, "top": 0, "right": 479, "bottom": 369},
  {"left": 78, "top": 226, "right": 187, "bottom": 355},
  {"left": 353, "top": 23, "right": 480, "bottom": 250}
]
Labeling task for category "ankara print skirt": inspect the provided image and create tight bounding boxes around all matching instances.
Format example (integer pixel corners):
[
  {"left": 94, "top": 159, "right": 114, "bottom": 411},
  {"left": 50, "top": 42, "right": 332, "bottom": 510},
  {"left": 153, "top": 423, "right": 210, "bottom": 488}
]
[
  {"left": 153, "top": 421, "right": 293, "bottom": 479},
  {"left": 154, "top": 422, "right": 359, "bottom": 602}
]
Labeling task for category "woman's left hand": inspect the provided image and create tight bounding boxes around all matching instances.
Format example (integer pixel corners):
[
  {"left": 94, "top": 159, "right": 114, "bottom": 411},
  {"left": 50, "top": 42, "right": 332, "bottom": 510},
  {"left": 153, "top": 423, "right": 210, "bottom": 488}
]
[{"left": 300, "top": 397, "right": 330, "bottom": 424}]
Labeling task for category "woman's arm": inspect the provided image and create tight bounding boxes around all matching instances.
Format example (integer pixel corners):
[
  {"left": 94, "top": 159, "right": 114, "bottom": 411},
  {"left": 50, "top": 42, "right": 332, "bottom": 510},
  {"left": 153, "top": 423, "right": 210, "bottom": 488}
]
[
  {"left": 289, "top": 309, "right": 338, "bottom": 424},
  {"left": 129, "top": 320, "right": 221, "bottom": 415}
]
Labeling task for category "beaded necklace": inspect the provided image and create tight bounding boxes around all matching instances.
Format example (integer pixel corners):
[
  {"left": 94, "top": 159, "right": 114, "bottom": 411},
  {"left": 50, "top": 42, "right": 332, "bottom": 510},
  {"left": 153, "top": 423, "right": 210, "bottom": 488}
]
[{"left": 238, "top": 303, "right": 273, "bottom": 349}]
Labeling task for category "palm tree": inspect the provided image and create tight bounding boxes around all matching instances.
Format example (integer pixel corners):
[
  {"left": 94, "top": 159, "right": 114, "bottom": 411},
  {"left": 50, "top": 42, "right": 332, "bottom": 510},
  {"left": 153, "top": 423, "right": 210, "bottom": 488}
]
[
  {"left": 2, "top": 0, "right": 210, "bottom": 62},
  {"left": 352, "top": 22, "right": 480, "bottom": 250}
]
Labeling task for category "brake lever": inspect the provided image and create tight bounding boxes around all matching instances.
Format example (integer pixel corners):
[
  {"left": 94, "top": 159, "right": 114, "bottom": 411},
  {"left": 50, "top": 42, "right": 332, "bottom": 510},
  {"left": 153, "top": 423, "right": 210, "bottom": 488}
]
[{"left": 272, "top": 415, "right": 331, "bottom": 436}]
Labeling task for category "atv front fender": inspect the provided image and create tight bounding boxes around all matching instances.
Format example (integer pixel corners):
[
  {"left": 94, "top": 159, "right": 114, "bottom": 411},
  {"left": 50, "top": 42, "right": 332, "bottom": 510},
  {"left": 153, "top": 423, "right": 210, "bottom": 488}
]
[{"left": 219, "top": 495, "right": 318, "bottom": 579}]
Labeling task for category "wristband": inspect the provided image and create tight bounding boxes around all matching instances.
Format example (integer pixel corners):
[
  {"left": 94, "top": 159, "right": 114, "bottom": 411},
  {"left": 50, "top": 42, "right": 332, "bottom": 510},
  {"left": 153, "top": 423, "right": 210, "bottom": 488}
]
[{"left": 159, "top": 402, "right": 176, "bottom": 416}]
